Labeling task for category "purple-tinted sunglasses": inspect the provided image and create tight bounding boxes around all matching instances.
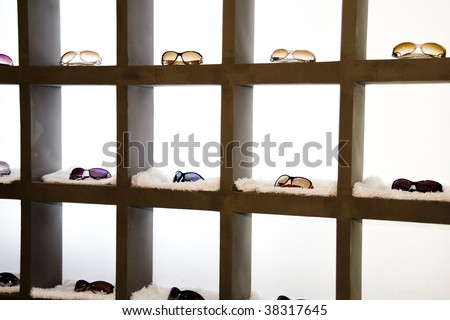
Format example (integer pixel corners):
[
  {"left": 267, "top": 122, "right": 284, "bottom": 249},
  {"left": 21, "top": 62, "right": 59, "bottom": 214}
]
[
  {"left": 69, "top": 167, "right": 111, "bottom": 180},
  {"left": 0, "top": 54, "right": 13, "bottom": 66},
  {"left": 392, "top": 178, "right": 443, "bottom": 193},
  {"left": 0, "top": 161, "right": 11, "bottom": 176},
  {"left": 173, "top": 170, "right": 204, "bottom": 182}
]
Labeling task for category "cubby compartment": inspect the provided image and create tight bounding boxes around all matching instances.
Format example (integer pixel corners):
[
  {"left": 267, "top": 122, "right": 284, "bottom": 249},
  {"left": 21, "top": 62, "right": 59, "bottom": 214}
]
[
  {"left": 30, "top": 202, "right": 116, "bottom": 299},
  {"left": 131, "top": 85, "right": 221, "bottom": 190},
  {"left": 131, "top": 207, "right": 220, "bottom": 299},
  {"left": 0, "top": 85, "right": 20, "bottom": 183},
  {"left": 366, "top": 0, "right": 450, "bottom": 60},
  {"left": 235, "top": 84, "right": 340, "bottom": 196},
  {"left": 354, "top": 83, "right": 450, "bottom": 201},
  {"left": 37, "top": 85, "right": 116, "bottom": 184},
  {"left": 0, "top": 0, "right": 18, "bottom": 65},
  {"left": 362, "top": 219, "right": 450, "bottom": 299},
  {"left": 0, "top": 199, "right": 21, "bottom": 295},
  {"left": 60, "top": 0, "right": 116, "bottom": 66},
  {"left": 153, "top": 0, "right": 223, "bottom": 65},
  {"left": 251, "top": 213, "right": 336, "bottom": 299},
  {"left": 254, "top": 0, "right": 342, "bottom": 63}
]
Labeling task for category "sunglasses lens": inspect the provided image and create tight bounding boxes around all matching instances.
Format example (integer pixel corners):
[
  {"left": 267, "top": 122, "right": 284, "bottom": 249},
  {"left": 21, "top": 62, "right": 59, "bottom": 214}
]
[
  {"left": 274, "top": 175, "right": 290, "bottom": 187},
  {"left": 80, "top": 51, "right": 101, "bottom": 64},
  {"left": 0, "top": 161, "right": 11, "bottom": 176},
  {"left": 90, "top": 281, "right": 114, "bottom": 294},
  {"left": 271, "top": 49, "right": 288, "bottom": 61},
  {"left": 291, "top": 177, "right": 313, "bottom": 188},
  {"left": 183, "top": 172, "right": 204, "bottom": 182},
  {"left": 60, "top": 51, "right": 77, "bottom": 64},
  {"left": 416, "top": 180, "right": 443, "bottom": 192},
  {"left": 69, "top": 167, "right": 85, "bottom": 180},
  {"left": 392, "top": 42, "right": 416, "bottom": 57},
  {"left": 0, "top": 272, "right": 19, "bottom": 286},
  {"left": 0, "top": 54, "right": 13, "bottom": 66},
  {"left": 162, "top": 51, "right": 178, "bottom": 65},
  {"left": 173, "top": 171, "right": 183, "bottom": 182},
  {"left": 181, "top": 51, "right": 202, "bottom": 65},
  {"left": 89, "top": 168, "right": 111, "bottom": 180},
  {"left": 74, "top": 279, "right": 89, "bottom": 292},
  {"left": 392, "top": 178, "right": 412, "bottom": 190},
  {"left": 292, "top": 50, "right": 316, "bottom": 62},
  {"left": 421, "top": 43, "right": 446, "bottom": 58}
]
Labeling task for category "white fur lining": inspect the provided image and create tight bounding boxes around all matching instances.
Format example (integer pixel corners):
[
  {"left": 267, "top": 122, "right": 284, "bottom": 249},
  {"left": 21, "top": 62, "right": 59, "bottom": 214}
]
[{"left": 353, "top": 176, "right": 450, "bottom": 201}]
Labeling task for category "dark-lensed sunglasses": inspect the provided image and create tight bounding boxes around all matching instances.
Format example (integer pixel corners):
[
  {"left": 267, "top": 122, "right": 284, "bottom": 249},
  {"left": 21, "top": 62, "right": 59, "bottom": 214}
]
[
  {"left": 0, "top": 272, "right": 20, "bottom": 287},
  {"left": 69, "top": 167, "right": 111, "bottom": 180},
  {"left": 391, "top": 178, "right": 443, "bottom": 193},
  {"left": 0, "top": 54, "right": 13, "bottom": 66},
  {"left": 274, "top": 174, "right": 314, "bottom": 189},
  {"left": 173, "top": 170, "right": 204, "bottom": 183},
  {"left": 74, "top": 279, "right": 114, "bottom": 294},
  {"left": 161, "top": 51, "right": 203, "bottom": 65},
  {"left": 168, "top": 287, "right": 205, "bottom": 300},
  {"left": 0, "top": 161, "right": 11, "bottom": 176}
]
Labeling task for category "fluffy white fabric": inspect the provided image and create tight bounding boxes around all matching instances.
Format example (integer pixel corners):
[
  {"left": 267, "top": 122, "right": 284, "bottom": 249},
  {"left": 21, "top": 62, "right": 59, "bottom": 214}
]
[
  {"left": 0, "top": 285, "right": 20, "bottom": 294},
  {"left": 235, "top": 178, "right": 337, "bottom": 196},
  {"left": 31, "top": 280, "right": 114, "bottom": 300},
  {"left": 131, "top": 168, "right": 220, "bottom": 191},
  {"left": 353, "top": 176, "right": 450, "bottom": 202},
  {"left": 0, "top": 168, "right": 20, "bottom": 184},
  {"left": 41, "top": 167, "right": 116, "bottom": 186},
  {"left": 30, "top": 281, "right": 264, "bottom": 300},
  {"left": 131, "top": 284, "right": 265, "bottom": 300}
]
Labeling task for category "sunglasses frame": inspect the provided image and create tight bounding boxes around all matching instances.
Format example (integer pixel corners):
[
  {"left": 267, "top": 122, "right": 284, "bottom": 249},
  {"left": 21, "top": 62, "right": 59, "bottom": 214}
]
[
  {"left": 173, "top": 170, "right": 204, "bottom": 182},
  {"left": 60, "top": 50, "right": 102, "bottom": 66},
  {"left": 391, "top": 178, "right": 443, "bottom": 193},
  {"left": 161, "top": 51, "right": 203, "bottom": 66},
  {"left": 0, "top": 272, "right": 20, "bottom": 287},
  {"left": 0, "top": 161, "right": 11, "bottom": 177},
  {"left": 0, "top": 53, "right": 13, "bottom": 66},
  {"left": 270, "top": 49, "right": 316, "bottom": 63},
  {"left": 392, "top": 42, "right": 446, "bottom": 59},
  {"left": 274, "top": 174, "right": 314, "bottom": 189},
  {"left": 74, "top": 279, "right": 114, "bottom": 294},
  {"left": 69, "top": 167, "right": 112, "bottom": 180}
]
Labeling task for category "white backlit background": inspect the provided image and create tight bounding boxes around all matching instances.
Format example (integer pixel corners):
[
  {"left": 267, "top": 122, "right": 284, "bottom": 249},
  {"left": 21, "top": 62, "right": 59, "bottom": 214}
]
[{"left": 1, "top": 0, "right": 450, "bottom": 299}]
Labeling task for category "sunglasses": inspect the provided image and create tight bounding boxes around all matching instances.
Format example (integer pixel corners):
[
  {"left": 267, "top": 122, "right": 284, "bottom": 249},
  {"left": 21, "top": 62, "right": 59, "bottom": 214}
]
[
  {"left": 0, "top": 272, "right": 20, "bottom": 287},
  {"left": 60, "top": 50, "right": 102, "bottom": 66},
  {"left": 274, "top": 174, "right": 314, "bottom": 189},
  {"left": 168, "top": 287, "right": 205, "bottom": 300},
  {"left": 270, "top": 49, "right": 316, "bottom": 63},
  {"left": 161, "top": 51, "right": 203, "bottom": 65},
  {"left": 0, "top": 54, "right": 13, "bottom": 66},
  {"left": 391, "top": 178, "right": 443, "bottom": 193},
  {"left": 173, "top": 170, "right": 204, "bottom": 183},
  {"left": 392, "top": 42, "right": 446, "bottom": 59},
  {"left": 69, "top": 167, "right": 111, "bottom": 180},
  {"left": 0, "top": 161, "right": 11, "bottom": 176},
  {"left": 74, "top": 279, "right": 114, "bottom": 294}
]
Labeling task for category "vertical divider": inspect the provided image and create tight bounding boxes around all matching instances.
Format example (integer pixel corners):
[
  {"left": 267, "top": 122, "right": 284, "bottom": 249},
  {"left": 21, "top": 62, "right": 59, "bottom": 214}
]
[
  {"left": 220, "top": 0, "right": 254, "bottom": 299},
  {"left": 336, "top": 0, "right": 368, "bottom": 299}
]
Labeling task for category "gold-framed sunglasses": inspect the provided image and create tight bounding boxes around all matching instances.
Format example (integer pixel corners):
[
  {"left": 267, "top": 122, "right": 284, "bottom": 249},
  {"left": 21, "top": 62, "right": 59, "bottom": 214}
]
[
  {"left": 270, "top": 49, "right": 316, "bottom": 63},
  {"left": 60, "top": 50, "right": 102, "bottom": 66},
  {"left": 161, "top": 51, "right": 203, "bottom": 65},
  {"left": 392, "top": 42, "right": 446, "bottom": 59},
  {"left": 274, "top": 174, "right": 314, "bottom": 189}
]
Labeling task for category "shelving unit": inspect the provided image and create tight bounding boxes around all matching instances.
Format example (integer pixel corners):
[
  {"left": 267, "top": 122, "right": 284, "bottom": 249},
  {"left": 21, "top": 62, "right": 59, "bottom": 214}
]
[{"left": 1, "top": 0, "right": 450, "bottom": 300}]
